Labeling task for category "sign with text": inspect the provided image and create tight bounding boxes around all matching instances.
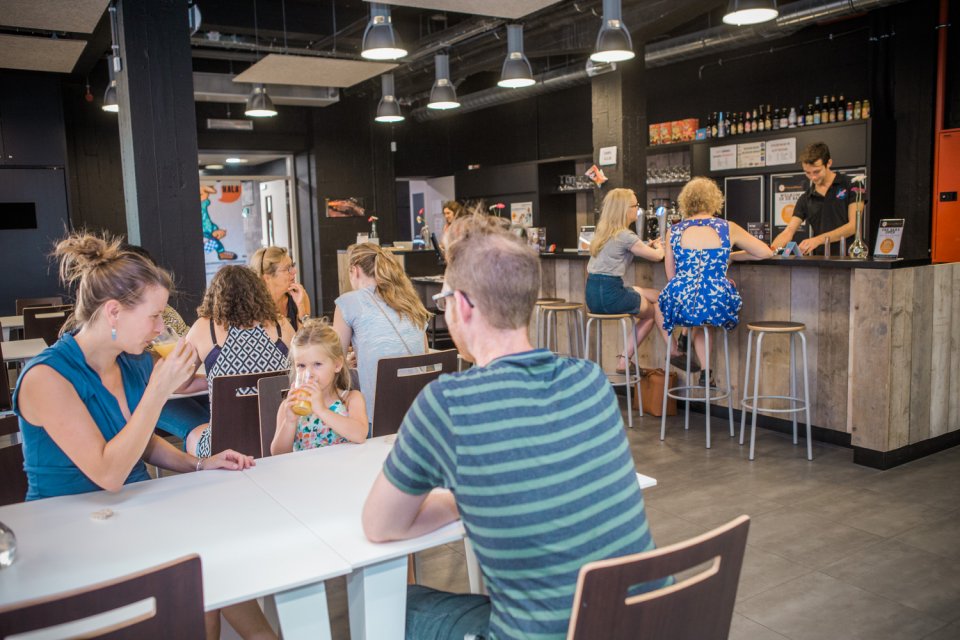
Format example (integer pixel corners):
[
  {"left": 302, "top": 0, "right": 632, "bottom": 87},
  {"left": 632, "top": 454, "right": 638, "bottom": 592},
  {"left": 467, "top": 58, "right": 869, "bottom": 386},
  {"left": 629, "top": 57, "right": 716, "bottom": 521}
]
[
  {"left": 770, "top": 173, "right": 808, "bottom": 228},
  {"left": 598, "top": 146, "right": 617, "bottom": 166},
  {"left": 737, "top": 142, "right": 766, "bottom": 168},
  {"left": 765, "top": 138, "right": 797, "bottom": 166},
  {"left": 709, "top": 144, "right": 737, "bottom": 171},
  {"left": 874, "top": 218, "right": 905, "bottom": 259}
]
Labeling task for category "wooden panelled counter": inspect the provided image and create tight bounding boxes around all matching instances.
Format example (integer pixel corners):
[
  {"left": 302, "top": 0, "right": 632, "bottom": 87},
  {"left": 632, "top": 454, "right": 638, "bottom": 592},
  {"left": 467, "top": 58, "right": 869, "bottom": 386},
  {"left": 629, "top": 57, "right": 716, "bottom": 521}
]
[{"left": 540, "top": 254, "right": 960, "bottom": 469}]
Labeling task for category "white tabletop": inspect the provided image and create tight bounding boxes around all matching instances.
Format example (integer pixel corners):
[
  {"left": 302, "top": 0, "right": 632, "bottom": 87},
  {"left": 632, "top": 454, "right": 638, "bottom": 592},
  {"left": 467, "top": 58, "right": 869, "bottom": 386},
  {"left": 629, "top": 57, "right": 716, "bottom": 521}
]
[
  {"left": 0, "top": 468, "right": 351, "bottom": 612},
  {"left": 0, "top": 314, "right": 23, "bottom": 330},
  {"left": 245, "top": 438, "right": 466, "bottom": 566},
  {"left": 1, "top": 337, "right": 47, "bottom": 363}
]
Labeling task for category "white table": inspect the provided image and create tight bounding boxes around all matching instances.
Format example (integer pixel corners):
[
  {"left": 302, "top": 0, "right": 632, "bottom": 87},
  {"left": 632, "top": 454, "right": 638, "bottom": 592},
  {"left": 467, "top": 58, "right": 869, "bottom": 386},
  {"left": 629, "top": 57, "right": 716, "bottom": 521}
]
[
  {"left": 1, "top": 337, "right": 47, "bottom": 363},
  {"left": 0, "top": 468, "right": 352, "bottom": 640},
  {"left": 0, "top": 315, "right": 23, "bottom": 341},
  {"left": 243, "top": 437, "right": 657, "bottom": 640}
]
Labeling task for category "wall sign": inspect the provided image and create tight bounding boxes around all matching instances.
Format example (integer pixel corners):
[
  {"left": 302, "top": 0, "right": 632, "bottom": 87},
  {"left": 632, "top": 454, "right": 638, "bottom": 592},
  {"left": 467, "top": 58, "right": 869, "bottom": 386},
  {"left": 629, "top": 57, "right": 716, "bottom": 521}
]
[
  {"left": 598, "top": 146, "right": 617, "bottom": 166},
  {"left": 765, "top": 138, "right": 797, "bottom": 166},
  {"left": 709, "top": 144, "right": 737, "bottom": 171},
  {"left": 737, "top": 142, "right": 766, "bottom": 168}
]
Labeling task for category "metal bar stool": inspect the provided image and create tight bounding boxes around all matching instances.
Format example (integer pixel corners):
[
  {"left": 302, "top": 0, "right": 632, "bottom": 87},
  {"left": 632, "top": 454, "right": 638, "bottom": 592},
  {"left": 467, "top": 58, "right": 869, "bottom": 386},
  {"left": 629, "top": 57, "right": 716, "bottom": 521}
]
[
  {"left": 534, "top": 298, "right": 565, "bottom": 349},
  {"left": 543, "top": 303, "right": 585, "bottom": 358},
  {"left": 660, "top": 326, "right": 734, "bottom": 449},
  {"left": 584, "top": 313, "right": 643, "bottom": 428},
  {"left": 739, "top": 321, "right": 812, "bottom": 461}
]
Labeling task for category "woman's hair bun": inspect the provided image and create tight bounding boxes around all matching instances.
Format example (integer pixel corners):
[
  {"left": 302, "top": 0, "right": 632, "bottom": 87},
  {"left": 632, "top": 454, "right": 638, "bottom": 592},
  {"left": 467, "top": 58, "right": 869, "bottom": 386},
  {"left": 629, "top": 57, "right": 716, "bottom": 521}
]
[{"left": 53, "top": 233, "right": 123, "bottom": 286}]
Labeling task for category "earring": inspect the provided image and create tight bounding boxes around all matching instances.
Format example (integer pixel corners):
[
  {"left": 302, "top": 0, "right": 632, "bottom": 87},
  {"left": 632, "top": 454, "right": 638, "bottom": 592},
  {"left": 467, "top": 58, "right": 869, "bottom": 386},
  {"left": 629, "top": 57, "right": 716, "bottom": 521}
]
[{"left": 111, "top": 327, "right": 117, "bottom": 341}]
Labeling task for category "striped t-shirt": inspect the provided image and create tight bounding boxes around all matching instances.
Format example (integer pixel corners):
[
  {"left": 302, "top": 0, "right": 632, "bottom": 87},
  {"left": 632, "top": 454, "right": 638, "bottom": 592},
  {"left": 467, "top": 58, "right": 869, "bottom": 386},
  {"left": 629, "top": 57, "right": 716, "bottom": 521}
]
[{"left": 383, "top": 349, "right": 661, "bottom": 640}]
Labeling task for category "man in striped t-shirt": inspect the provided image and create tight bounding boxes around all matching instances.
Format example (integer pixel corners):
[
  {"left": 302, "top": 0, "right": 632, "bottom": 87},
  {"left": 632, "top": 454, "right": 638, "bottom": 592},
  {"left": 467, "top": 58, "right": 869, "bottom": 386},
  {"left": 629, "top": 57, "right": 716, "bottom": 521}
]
[{"left": 362, "top": 216, "right": 663, "bottom": 640}]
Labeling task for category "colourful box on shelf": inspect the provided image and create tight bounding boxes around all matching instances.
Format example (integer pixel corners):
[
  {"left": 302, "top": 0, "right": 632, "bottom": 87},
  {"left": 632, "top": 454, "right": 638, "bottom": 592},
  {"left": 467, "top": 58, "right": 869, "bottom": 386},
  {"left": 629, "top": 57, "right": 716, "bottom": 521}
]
[
  {"left": 695, "top": 128, "right": 707, "bottom": 141},
  {"left": 649, "top": 123, "right": 661, "bottom": 145},
  {"left": 659, "top": 122, "right": 671, "bottom": 145},
  {"left": 678, "top": 118, "right": 699, "bottom": 141}
]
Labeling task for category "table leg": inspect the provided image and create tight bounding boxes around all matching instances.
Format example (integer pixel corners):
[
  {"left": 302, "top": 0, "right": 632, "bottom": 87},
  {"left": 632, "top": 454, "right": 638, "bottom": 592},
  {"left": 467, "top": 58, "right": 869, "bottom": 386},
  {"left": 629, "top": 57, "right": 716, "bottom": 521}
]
[
  {"left": 463, "top": 538, "right": 487, "bottom": 595},
  {"left": 269, "top": 581, "right": 333, "bottom": 640},
  {"left": 347, "top": 556, "right": 408, "bottom": 640}
]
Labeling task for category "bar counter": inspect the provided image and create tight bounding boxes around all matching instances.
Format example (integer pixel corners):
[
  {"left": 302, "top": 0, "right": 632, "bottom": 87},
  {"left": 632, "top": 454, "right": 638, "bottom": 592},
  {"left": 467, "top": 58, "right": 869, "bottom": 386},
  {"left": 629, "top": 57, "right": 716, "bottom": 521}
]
[{"left": 539, "top": 253, "right": 960, "bottom": 469}]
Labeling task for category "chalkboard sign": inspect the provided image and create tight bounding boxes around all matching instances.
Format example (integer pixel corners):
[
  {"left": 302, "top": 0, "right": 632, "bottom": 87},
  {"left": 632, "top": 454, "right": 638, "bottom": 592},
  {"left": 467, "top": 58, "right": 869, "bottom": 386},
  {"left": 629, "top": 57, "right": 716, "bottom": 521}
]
[{"left": 723, "top": 176, "right": 764, "bottom": 228}]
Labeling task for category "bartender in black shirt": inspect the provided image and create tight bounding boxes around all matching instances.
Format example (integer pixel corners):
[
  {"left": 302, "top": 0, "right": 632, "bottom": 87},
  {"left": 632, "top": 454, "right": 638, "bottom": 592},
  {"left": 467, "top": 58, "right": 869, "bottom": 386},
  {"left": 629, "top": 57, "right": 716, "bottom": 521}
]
[{"left": 771, "top": 142, "right": 864, "bottom": 255}]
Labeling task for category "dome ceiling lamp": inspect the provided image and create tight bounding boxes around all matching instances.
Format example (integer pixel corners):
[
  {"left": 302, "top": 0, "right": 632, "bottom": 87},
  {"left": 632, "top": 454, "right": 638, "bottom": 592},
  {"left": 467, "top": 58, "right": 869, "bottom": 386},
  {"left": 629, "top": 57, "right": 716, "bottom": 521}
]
[
  {"left": 427, "top": 54, "right": 460, "bottom": 110},
  {"left": 498, "top": 24, "right": 535, "bottom": 89},
  {"left": 375, "top": 73, "right": 404, "bottom": 122},
  {"left": 362, "top": 3, "right": 407, "bottom": 61},
  {"left": 591, "top": 0, "right": 635, "bottom": 63},
  {"left": 722, "top": 0, "right": 779, "bottom": 26}
]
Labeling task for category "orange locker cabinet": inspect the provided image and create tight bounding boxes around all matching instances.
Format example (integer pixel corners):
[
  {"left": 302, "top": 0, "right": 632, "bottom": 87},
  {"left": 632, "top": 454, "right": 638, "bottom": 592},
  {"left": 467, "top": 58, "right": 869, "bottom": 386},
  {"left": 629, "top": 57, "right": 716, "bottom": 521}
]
[{"left": 933, "top": 129, "right": 960, "bottom": 263}]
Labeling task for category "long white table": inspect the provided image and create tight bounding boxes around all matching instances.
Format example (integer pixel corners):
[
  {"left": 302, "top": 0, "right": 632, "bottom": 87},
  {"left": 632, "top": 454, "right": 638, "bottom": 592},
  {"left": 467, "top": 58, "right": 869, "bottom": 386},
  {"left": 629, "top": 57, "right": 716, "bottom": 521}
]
[
  {"left": 0, "top": 468, "right": 351, "bottom": 640},
  {"left": 1, "top": 337, "right": 46, "bottom": 364},
  {"left": 0, "top": 315, "right": 23, "bottom": 341},
  {"left": 243, "top": 437, "right": 657, "bottom": 640}
]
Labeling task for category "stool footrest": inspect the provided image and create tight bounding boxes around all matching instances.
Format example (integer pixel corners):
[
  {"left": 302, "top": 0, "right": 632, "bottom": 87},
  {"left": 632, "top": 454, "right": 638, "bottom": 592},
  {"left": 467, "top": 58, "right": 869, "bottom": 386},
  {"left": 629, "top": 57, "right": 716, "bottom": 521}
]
[
  {"left": 666, "top": 385, "right": 731, "bottom": 403},
  {"left": 741, "top": 394, "right": 808, "bottom": 414}
]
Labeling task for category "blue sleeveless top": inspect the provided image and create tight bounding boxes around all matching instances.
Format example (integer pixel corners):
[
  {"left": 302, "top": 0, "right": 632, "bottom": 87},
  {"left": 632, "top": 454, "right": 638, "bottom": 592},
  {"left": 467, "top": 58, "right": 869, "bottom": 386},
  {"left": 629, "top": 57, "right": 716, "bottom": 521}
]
[{"left": 13, "top": 333, "right": 153, "bottom": 501}]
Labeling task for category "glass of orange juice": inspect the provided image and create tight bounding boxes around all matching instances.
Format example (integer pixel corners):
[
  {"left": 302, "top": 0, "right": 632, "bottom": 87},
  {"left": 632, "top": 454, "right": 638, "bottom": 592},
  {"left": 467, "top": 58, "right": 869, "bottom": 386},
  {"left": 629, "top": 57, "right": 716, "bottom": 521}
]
[
  {"left": 152, "top": 327, "right": 179, "bottom": 358},
  {"left": 291, "top": 369, "right": 313, "bottom": 416}
]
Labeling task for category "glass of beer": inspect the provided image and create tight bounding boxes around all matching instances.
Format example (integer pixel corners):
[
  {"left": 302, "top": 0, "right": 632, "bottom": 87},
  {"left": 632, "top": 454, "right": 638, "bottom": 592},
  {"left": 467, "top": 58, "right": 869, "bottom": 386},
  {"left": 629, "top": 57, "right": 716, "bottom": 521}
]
[
  {"left": 152, "top": 327, "right": 179, "bottom": 358},
  {"left": 291, "top": 369, "right": 313, "bottom": 416}
]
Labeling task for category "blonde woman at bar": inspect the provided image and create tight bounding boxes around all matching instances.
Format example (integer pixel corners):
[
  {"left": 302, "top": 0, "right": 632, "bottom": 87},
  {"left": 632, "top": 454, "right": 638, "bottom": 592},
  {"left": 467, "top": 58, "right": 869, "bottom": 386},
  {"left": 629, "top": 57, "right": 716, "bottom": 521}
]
[
  {"left": 585, "top": 188, "right": 678, "bottom": 373},
  {"left": 333, "top": 243, "right": 430, "bottom": 428}
]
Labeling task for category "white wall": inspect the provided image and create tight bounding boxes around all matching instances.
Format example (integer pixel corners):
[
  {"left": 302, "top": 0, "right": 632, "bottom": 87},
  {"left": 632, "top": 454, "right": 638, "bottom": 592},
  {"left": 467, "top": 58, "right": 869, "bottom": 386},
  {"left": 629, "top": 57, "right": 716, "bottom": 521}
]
[
  {"left": 260, "top": 179, "right": 290, "bottom": 250},
  {"left": 408, "top": 175, "right": 455, "bottom": 240}
]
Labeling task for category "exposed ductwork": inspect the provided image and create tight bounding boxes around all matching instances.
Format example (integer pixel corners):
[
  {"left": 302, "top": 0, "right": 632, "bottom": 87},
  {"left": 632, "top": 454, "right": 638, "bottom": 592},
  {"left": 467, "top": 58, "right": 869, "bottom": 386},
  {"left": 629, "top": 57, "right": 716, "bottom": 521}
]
[
  {"left": 413, "top": 0, "right": 908, "bottom": 120},
  {"left": 192, "top": 72, "right": 339, "bottom": 107}
]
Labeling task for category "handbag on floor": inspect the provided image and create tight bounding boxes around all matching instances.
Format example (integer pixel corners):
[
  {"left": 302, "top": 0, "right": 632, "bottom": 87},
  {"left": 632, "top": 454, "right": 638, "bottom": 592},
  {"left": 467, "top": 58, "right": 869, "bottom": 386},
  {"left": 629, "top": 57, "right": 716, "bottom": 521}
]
[{"left": 638, "top": 368, "right": 678, "bottom": 417}]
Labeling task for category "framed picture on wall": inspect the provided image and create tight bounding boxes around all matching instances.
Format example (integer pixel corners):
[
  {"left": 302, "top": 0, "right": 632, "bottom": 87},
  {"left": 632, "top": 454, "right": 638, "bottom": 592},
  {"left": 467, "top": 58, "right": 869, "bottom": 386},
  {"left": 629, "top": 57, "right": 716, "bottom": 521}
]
[{"left": 326, "top": 197, "right": 366, "bottom": 218}]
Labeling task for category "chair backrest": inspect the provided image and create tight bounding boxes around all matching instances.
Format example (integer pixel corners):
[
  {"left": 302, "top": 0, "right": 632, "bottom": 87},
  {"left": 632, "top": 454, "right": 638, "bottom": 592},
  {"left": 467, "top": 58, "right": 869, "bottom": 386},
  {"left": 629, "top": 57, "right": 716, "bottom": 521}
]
[
  {"left": 23, "top": 304, "right": 74, "bottom": 346},
  {"left": 257, "top": 373, "right": 290, "bottom": 457},
  {"left": 0, "top": 414, "right": 27, "bottom": 506},
  {"left": 0, "top": 339, "right": 12, "bottom": 413},
  {"left": 211, "top": 370, "right": 288, "bottom": 457},
  {"left": 15, "top": 296, "right": 63, "bottom": 315},
  {"left": 0, "top": 554, "right": 206, "bottom": 639},
  {"left": 372, "top": 349, "right": 458, "bottom": 437},
  {"left": 567, "top": 515, "right": 750, "bottom": 640}
]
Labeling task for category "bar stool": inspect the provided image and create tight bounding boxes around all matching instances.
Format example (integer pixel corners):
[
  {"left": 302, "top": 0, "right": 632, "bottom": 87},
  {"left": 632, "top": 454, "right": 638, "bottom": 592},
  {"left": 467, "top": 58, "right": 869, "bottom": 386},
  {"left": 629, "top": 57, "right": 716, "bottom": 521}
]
[
  {"left": 739, "top": 321, "right": 812, "bottom": 461},
  {"left": 534, "top": 298, "right": 565, "bottom": 348},
  {"left": 660, "top": 326, "right": 734, "bottom": 449},
  {"left": 584, "top": 313, "right": 643, "bottom": 428},
  {"left": 543, "top": 303, "right": 585, "bottom": 358}
]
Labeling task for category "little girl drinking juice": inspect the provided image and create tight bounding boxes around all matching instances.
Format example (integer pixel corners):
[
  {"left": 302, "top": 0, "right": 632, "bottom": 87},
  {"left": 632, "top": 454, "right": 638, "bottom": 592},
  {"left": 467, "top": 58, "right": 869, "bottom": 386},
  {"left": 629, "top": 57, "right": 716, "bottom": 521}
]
[{"left": 270, "top": 319, "right": 368, "bottom": 455}]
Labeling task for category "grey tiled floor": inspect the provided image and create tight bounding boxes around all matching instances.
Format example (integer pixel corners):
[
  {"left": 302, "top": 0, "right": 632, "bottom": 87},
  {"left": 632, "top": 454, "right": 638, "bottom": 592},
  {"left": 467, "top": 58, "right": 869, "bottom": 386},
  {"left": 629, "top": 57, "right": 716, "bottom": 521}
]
[{"left": 320, "top": 409, "right": 960, "bottom": 639}]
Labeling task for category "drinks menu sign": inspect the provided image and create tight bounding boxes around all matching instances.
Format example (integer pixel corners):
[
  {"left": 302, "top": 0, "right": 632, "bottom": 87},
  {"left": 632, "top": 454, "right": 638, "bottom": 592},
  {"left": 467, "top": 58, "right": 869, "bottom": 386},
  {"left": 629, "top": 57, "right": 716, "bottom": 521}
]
[
  {"left": 765, "top": 138, "right": 797, "bottom": 166},
  {"left": 709, "top": 144, "right": 737, "bottom": 171},
  {"left": 874, "top": 218, "right": 905, "bottom": 259},
  {"left": 737, "top": 142, "right": 766, "bottom": 168}
]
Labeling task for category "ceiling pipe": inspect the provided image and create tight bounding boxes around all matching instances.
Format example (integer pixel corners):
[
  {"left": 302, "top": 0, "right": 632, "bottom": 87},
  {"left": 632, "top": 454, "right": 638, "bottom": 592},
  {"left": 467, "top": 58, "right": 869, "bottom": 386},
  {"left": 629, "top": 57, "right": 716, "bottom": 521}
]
[{"left": 416, "top": 0, "right": 908, "bottom": 118}]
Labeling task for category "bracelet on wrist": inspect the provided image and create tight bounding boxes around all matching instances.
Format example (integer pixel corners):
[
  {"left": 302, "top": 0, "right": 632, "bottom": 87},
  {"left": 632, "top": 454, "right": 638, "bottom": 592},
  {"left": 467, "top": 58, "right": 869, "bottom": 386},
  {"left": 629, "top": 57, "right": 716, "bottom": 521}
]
[{"left": 195, "top": 456, "right": 205, "bottom": 472}]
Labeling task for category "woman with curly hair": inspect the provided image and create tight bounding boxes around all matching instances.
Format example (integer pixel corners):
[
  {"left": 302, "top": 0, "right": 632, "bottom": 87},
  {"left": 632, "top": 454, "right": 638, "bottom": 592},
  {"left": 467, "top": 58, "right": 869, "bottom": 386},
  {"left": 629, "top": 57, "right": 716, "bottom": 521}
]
[{"left": 184, "top": 265, "right": 294, "bottom": 457}]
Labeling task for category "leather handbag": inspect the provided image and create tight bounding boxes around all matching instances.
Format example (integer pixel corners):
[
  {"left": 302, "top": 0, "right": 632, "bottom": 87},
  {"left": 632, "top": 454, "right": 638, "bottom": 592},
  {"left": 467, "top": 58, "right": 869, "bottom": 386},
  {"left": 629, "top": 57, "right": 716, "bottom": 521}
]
[{"left": 638, "top": 368, "right": 678, "bottom": 417}]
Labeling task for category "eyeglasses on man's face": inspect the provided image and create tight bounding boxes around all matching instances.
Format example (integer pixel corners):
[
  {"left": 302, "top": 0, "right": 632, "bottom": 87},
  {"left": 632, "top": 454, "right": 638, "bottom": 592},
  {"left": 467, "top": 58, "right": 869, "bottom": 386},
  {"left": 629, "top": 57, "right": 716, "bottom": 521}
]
[{"left": 432, "top": 289, "right": 474, "bottom": 312}]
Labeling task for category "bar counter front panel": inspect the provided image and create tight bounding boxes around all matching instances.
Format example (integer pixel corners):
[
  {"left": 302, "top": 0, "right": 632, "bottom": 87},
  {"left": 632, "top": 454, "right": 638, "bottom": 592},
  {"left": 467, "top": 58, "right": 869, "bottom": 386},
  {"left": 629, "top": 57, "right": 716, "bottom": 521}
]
[{"left": 540, "top": 254, "right": 960, "bottom": 468}]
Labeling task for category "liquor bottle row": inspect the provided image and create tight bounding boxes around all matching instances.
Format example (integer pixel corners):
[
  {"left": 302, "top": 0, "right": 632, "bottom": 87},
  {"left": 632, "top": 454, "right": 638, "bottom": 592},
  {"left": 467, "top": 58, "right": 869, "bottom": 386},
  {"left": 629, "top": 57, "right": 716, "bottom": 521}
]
[{"left": 704, "top": 95, "right": 871, "bottom": 139}]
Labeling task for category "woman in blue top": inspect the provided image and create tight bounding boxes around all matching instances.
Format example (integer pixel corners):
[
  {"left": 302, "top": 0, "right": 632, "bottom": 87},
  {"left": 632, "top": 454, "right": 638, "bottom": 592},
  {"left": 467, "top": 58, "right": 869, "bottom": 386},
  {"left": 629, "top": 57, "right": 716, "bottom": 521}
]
[
  {"left": 658, "top": 178, "right": 774, "bottom": 380},
  {"left": 13, "top": 233, "right": 275, "bottom": 640}
]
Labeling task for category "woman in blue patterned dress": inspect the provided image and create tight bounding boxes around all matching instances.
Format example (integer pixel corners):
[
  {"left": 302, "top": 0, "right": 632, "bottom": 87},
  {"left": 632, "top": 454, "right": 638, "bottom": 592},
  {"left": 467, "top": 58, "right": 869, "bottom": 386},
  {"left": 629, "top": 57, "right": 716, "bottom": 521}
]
[{"left": 658, "top": 178, "right": 774, "bottom": 381}]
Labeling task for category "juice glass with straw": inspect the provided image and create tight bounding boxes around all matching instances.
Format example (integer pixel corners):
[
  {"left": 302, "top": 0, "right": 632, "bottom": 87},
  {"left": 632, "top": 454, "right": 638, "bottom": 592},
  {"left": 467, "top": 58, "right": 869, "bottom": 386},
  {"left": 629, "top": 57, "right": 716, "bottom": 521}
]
[
  {"left": 152, "top": 327, "right": 179, "bottom": 358},
  {"left": 291, "top": 369, "right": 313, "bottom": 416}
]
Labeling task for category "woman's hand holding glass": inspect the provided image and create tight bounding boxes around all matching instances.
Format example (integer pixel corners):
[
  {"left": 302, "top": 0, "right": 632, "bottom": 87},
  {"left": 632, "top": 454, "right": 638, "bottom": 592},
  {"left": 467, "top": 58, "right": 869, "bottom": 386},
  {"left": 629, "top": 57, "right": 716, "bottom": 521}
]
[{"left": 149, "top": 336, "right": 197, "bottom": 398}]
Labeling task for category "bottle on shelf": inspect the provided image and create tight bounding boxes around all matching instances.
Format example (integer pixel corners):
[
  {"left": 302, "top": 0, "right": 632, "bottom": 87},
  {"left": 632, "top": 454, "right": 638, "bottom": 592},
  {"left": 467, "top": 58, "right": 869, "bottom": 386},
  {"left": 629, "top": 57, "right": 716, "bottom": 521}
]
[
  {"left": 765, "top": 104, "right": 773, "bottom": 130},
  {"left": 757, "top": 105, "right": 765, "bottom": 132},
  {"left": 717, "top": 111, "right": 726, "bottom": 137},
  {"left": 798, "top": 104, "right": 806, "bottom": 127},
  {"left": 854, "top": 100, "right": 862, "bottom": 119},
  {"left": 779, "top": 108, "right": 789, "bottom": 129},
  {"left": 744, "top": 111, "right": 752, "bottom": 134},
  {"left": 862, "top": 99, "right": 871, "bottom": 118},
  {"left": 771, "top": 108, "right": 779, "bottom": 130},
  {"left": 837, "top": 94, "right": 846, "bottom": 121},
  {"left": 820, "top": 95, "right": 829, "bottom": 123},
  {"left": 828, "top": 95, "right": 837, "bottom": 123},
  {"left": 845, "top": 100, "right": 854, "bottom": 121},
  {"left": 813, "top": 97, "right": 822, "bottom": 125},
  {"left": 736, "top": 112, "right": 744, "bottom": 135},
  {"left": 788, "top": 106, "right": 797, "bottom": 128}
]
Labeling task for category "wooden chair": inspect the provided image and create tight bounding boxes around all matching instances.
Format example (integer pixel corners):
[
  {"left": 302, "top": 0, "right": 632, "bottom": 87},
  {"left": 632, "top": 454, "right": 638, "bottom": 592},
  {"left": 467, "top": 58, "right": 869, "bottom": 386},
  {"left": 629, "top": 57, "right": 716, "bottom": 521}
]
[
  {"left": 372, "top": 349, "right": 458, "bottom": 437},
  {"left": 257, "top": 373, "right": 291, "bottom": 457},
  {"left": 0, "top": 414, "right": 27, "bottom": 506},
  {"left": 23, "top": 304, "right": 73, "bottom": 346},
  {"left": 567, "top": 515, "right": 750, "bottom": 640},
  {"left": 0, "top": 339, "right": 12, "bottom": 414},
  {"left": 0, "top": 554, "right": 206, "bottom": 639},
  {"left": 15, "top": 296, "right": 63, "bottom": 315},
  {"left": 210, "top": 370, "right": 288, "bottom": 457}
]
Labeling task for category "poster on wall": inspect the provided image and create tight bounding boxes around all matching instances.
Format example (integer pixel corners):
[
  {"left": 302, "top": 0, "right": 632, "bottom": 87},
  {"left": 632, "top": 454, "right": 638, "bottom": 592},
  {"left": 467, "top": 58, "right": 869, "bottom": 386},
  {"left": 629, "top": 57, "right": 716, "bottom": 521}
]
[
  {"left": 326, "top": 197, "right": 366, "bottom": 217},
  {"left": 770, "top": 173, "right": 808, "bottom": 228},
  {"left": 200, "top": 181, "right": 245, "bottom": 262},
  {"left": 510, "top": 201, "right": 533, "bottom": 227}
]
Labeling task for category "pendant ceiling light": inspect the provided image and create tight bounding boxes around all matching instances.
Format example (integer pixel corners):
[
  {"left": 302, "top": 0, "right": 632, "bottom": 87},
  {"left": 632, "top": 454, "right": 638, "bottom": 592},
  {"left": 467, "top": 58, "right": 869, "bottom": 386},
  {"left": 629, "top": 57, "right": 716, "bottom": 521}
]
[
  {"left": 244, "top": 0, "right": 277, "bottom": 118},
  {"left": 375, "top": 73, "right": 404, "bottom": 123},
  {"left": 722, "top": 0, "right": 779, "bottom": 26},
  {"left": 591, "top": 0, "right": 634, "bottom": 63},
  {"left": 103, "top": 3, "right": 120, "bottom": 113},
  {"left": 362, "top": 3, "right": 407, "bottom": 60},
  {"left": 427, "top": 54, "right": 460, "bottom": 110},
  {"left": 498, "top": 24, "right": 535, "bottom": 89},
  {"left": 245, "top": 84, "right": 277, "bottom": 117}
]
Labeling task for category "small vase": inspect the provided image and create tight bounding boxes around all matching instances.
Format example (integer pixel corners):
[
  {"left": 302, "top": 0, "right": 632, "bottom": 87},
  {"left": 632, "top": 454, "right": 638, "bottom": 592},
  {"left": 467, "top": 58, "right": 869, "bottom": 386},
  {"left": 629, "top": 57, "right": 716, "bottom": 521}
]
[
  {"left": 369, "top": 222, "right": 380, "bottom": 246},
  {"left": 848, "top": 207, "right": 869, "bottom": 260}
]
